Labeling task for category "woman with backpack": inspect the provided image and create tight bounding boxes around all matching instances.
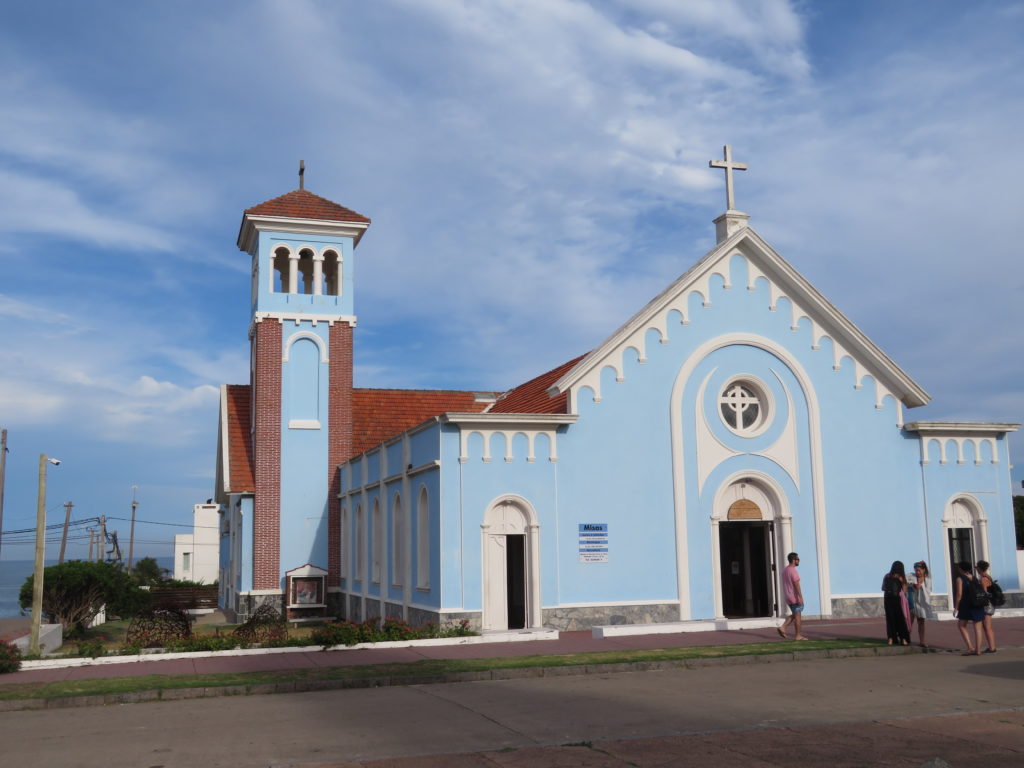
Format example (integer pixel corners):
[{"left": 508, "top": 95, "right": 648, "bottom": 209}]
[
  {"left": 976, "top": 560, "right": 997, "bottom": 654},
  {"left": 953, "top": 560, "right": 985, "bottom": 656},
  {"left": 882, "top": 560, "right": 911, "bottom": 645}
]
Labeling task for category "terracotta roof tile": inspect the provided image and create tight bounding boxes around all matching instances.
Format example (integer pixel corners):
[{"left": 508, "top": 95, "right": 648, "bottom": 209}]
[
  {"left": 245, "top": 189, "right": 370, "bottom": 224},
  {"left": 224, "top": 384, "right": 255, "bottom": 493},
  {"left": 488, "top": 353, "right": 589, "bottom": 414},
  {"left": 351, "top": 388, "right": 494, "bottom": 457}
]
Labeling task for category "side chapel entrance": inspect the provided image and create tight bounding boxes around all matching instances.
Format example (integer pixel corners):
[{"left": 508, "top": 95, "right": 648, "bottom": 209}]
[
  {"left": 482, "top": 498, "right": 540, "bottom": 631},
  {"left": 715, "top": 481, "right": 783, "bottom": 619}
]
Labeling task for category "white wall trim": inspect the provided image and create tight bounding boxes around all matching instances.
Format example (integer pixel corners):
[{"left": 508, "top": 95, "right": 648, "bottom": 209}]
[
  {"left": 282, "top": 330, "right": 329, "bottom": 363},
  {"left": 670, "top": 333, "right": 832, "bottom": 621}
]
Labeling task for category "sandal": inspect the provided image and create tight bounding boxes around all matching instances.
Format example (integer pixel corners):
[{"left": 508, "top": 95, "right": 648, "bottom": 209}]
[
  {"left": 983, "top": 648, "right": 997, "bottom": 654},
  {"left": 961, "top": 651, "right": 980, "bottom": 656},
  {"left": 776, "top": 627, "right": 786, "bottom": 639}
]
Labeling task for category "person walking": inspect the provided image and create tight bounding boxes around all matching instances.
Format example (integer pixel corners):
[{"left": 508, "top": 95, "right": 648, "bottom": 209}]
[
  {"left": 777, "top": 552, "right": 806, "bottom": 641},
  {"left": 976, "top": 560, "right": 997, "bottom": 653},
  {"left": 908, "top": 560, "right": 936, "bottom": 648},
  {"left": 954, "top": 560, "right": 984, "bottom": 656},
  {"left": 882, "top": 561, "right": 911, "bottom": 646}
]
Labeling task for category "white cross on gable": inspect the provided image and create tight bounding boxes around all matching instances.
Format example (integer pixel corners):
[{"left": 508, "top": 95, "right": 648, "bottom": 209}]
[{"left": 709, "top": 145, "right": 747, "bottom": 212}]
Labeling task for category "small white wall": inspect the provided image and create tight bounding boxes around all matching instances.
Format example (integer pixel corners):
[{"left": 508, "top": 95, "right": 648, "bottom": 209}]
[{"left": 174, "top": 504, "right": 220, "bottom": 583}]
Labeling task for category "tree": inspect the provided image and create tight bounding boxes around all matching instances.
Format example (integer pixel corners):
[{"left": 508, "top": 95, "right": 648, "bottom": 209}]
[
  {"left": 132, "top": 556, "right": 169, "bottom": 586},
  {"left": 19, "top": 560, "right": 150, "bottom": 635},
  {"left": 1014, "top": 495, "right": 1024, "bottom": 549}
]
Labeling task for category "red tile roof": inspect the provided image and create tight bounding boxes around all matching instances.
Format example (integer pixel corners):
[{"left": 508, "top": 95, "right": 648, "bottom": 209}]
[
  {"left": 489, "top": 353, "right": 589, "bottom": 414},
  {"left": 245, "top": 189, "right": 370, "bottom": 224},
  {"left": 351, "top": 388, "right": 494, "bottom": 457},
  {"left": 224, "top": 385, "right": 255, "bottom": 493}
]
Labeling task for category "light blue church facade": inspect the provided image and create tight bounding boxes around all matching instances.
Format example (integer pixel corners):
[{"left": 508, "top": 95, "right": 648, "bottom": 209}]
[{"left": 218, "top": 160, "right": 1019, "bottom": 629}]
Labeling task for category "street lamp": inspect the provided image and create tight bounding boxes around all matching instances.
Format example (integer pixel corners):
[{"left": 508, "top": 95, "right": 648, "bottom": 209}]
[{"left": 29, "top": 454, "right": 61, "bottom": 656}]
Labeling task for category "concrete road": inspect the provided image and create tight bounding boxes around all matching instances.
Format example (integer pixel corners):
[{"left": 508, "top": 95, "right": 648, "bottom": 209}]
[{"left": 1, "top": 649, "right": 1021, "bottom": 767}]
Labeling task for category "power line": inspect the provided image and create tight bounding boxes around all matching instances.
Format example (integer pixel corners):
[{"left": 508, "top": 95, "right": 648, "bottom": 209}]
[{"left": 105, "top": 515, "right": 219, "bottom": 529}]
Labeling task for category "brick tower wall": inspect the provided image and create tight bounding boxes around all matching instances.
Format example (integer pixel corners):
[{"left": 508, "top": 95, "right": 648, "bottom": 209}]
[
  {"left": 252, "top": 320, "right": 282, "bottom": 590},
  {"left": 327, "top": 321, "right": 354, "bottom": 587}
]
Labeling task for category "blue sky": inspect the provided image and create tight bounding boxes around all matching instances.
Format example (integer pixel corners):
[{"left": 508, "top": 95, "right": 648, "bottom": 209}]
[{"left": 1, "top": 0, "right": 1021, "bottom": 562}]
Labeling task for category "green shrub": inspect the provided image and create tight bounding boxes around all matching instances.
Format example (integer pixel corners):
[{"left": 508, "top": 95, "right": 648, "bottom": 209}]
[
  {"left": 167, "top": 634, "right": 245, "bottom": 653},
  {"left": 438, "top": 619, "right": 475, "bottom": 638},
  {"left": 19, "top": 560, "right": 150, "bottom": 633},
  {"left": 0, "top": 640, "right": 22, "bottom": 673},
  {"left": 76, "top": 639, "right": 106, "bottom": 659},
  {"left": 380, "top": 617, "right": 417, "bottom": 641},
  {"left": 310, "top": 620, "right": 365, "bottom": 648}
]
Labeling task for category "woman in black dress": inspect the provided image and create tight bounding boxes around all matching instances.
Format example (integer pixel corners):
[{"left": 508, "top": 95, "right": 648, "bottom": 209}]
[
  {"left": 882, "top": 560, "right": 911, "bottom": 645},
  {"left": 954, "top": 560, "right": 984, "bottom": 655}
]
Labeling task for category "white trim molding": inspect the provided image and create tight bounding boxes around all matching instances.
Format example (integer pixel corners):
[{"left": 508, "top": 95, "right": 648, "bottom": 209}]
[
  {"left": 441, "top": 413, "right": 578, "bottom": 464},
  {"left": 905, "top": 422, "right": 1019, "bottom": 466},
  {"left": 548, "top": 227, "right": 930, "bottom": 412},
  {"left": 282, "top": 330, "right": 330, "bottom": 363},
  {"left": 670, "top": 333, "right": 832, "bottom": 620},
  {"left": 238, "top": 213, "right": 369, "bottom": 254}
]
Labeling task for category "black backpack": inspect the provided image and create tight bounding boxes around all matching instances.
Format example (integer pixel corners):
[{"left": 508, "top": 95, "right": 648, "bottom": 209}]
[
  {"left": 883, "top": 574, "right": 902, "bottom": 596},
  {"left": 987, "top": 580, "right": 1006, "bottom": 607},
  {"left": 968, "top": 577, "right": 990, "bottom": 608}
]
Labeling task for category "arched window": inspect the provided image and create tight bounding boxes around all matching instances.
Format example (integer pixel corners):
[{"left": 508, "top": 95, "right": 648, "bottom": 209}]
[
  {"left": 416, "top": 487, "right": 430, "bottom": 589},
  {"left": 297, "top": 248, "right": 315, "bottom": 295},
  {"left": 323, "top": 249, "right": 342, "bottom": 296},
  {"left": 372, "top": 499, "right": 382, "bottom": 584},
  {"left": 272, "top": 247, "right": 291, "bottom": 293},
  {"left": 391, "top": 494, "right": 404, "bottom": 587},
  {"left": 355, "top": 504, "right": 365, "bottom": 582}
]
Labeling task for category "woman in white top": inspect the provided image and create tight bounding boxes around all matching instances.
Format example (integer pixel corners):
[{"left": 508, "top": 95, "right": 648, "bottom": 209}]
[{"left": 908, "top": 560, "right": 936, "bottom": 648}]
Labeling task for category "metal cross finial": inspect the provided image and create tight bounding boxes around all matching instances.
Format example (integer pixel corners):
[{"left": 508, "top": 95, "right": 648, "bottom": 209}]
[
  {"left": 299, "top": 159, "right": 305, "bottom": 190},
  {"left": 709, "top": 145, "right": 747, "bottom": 211}
]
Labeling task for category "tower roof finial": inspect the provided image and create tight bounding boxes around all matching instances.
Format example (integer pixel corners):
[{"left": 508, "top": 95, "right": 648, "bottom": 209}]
[
  {"left": 709, "top": 145, "right": 747, "bottom": 212},
  {"left": 298, "top": 159, "right": 305, "bottom": 191}
]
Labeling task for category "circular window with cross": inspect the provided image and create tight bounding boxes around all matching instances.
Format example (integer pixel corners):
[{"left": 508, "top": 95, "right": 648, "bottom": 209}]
[{"left": 719, "top": 379, "right": 770, "bottom": 436}]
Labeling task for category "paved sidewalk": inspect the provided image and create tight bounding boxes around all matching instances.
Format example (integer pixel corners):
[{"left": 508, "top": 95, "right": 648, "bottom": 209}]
[
  {"left": 285, "top": 710, "right": 1024, "bottom": 768},
  {"left": 2, "top": 614, "right": 1022, "bottom": 687}
]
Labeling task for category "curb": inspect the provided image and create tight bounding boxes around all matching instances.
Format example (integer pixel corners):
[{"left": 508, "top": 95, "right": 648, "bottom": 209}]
[{"left": 0, "top": 644, "right": 916, "bottom": 713}]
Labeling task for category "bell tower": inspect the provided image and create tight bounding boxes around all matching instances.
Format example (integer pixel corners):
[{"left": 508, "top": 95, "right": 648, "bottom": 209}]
[{"left": 237, "top": 181, "right": 370, "bottom": 603}]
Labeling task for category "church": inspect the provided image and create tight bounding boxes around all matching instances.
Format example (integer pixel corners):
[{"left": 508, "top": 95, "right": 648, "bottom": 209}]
[{"left": 215, "top": 150, "right": 1019, "bottom": 629}]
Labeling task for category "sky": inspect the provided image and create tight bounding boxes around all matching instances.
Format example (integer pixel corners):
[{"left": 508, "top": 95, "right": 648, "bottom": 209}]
[{"left": 0, "top": 0, "right": 1021, "bottom": 563}]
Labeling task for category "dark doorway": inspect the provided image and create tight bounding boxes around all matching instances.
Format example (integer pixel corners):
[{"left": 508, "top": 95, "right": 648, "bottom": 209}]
[
  {"left": 506, "top": 535, "right": 526, "bottom": 629},
  {"left": 948, "top": 527, "right": 975, "bottom": 577},
  {"left": 719, "top": 522, "right": 774, "bottom": 617}
]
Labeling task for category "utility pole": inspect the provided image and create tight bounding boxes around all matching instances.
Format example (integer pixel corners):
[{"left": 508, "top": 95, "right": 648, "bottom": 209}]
[
  {"left": 0, "top": 428, "right": 7, "bottom": 564},
  {"left": 99, "top": 516, "right": 108, "bottom": 563},
  {"left": 30, "top": 453, "right": 60, "bottom": 657},
  {"left": 127, "top": 484, "right": 138, "bottom": 571},
  {"left": 87, "top": 528, "right": 95, "bottom": 561},
  {"left": 58, "top": 501, "right": 74, "bottom": 564}
]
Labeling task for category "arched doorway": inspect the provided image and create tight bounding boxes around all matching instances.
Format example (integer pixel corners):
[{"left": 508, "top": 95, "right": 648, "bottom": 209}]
[
  {"left": 481, "top": 497, "right": 540, "bottom": 631},
  {"left": 712, "top": 478, "right": 789, "bottom": 619},
  {"left": 942, "top": 495, "right": 989, "bottom": 609}
]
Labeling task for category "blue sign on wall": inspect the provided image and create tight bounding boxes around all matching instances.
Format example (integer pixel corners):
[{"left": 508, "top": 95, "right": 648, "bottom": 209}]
[{"left": 579, "top": 523, "right": 608, "bottom": 563}]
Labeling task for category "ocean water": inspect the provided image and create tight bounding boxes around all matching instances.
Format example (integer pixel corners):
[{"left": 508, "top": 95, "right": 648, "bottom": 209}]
[{"left": 0, "top": 557, "right": 174, "bottom": 618}]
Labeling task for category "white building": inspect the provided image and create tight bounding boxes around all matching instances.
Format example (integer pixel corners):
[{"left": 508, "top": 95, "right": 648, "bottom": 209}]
[{"left": 174, "top": 503, "right": 220, "bottom": 583}]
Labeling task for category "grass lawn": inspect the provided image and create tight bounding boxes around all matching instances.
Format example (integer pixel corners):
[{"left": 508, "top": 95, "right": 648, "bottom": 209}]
[{"left": 0, "top": 637, "right": 888, "bottom": 703}]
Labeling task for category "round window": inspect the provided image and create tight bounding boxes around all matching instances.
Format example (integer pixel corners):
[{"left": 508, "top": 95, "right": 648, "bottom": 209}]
[{"left": 719, "top": 379, "right": 769, "bottom": 436}]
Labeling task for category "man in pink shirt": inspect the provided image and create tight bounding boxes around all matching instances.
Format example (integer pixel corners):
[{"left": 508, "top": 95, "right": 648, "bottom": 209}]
[{"left": 778, "top": 552, "right": 807, "bottom": 640}]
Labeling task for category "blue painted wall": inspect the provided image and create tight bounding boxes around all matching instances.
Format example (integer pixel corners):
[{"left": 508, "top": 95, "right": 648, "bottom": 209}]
[{"left": 278, "top": 323, "right": 330, "bottom": 577}]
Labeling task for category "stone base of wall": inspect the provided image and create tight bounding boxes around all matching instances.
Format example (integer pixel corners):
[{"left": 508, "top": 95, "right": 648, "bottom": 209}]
[
  {"left": 326, "top": 591, "right": 345, "bottom": 620},
  {"left": 830, "top": 596, "right": 883, "bottom": 619},
  {"left": 232, "top": 592, "right": 285, "bottom": 623},
  {"left": 542, "top": 603, "right": 679, "bottom": 631}
]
